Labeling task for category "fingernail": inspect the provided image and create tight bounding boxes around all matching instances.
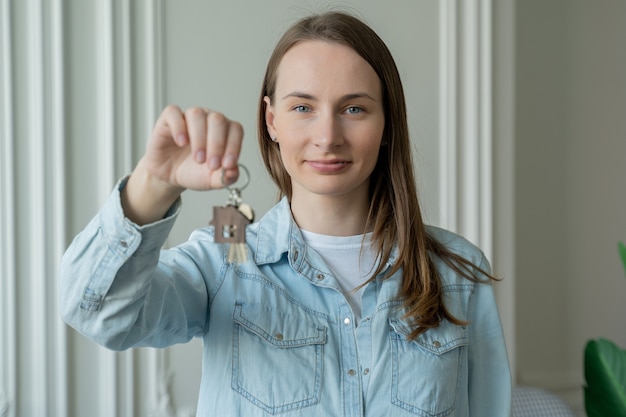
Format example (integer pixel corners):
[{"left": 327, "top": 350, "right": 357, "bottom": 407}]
[
  {"left": 209, "top": 156, "right": 220, "bottom": 170},
  {"left": 195, "top": 150, "right": 206, "bottom": 163},
  {"left": 222, "top": 154, "right": 236, "bottom": 168},
  {"left": 223, "top": 170, "right": 237, "bottom": 184}
]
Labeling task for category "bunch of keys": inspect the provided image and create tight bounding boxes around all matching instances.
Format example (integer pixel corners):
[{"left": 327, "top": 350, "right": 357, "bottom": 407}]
[{"left": 209, "top": 164, "right": 255, "bottom": 263}]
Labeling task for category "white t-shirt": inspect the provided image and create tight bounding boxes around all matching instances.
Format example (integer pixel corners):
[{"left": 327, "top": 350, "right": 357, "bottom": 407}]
[{"left": 300, "top": 230, "right": 379, "bottom": 323}]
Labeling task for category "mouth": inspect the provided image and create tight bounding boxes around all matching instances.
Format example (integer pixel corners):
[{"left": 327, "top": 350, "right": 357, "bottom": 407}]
[{"left": 305, "top": 159, "right": 352, "bottom": 172}]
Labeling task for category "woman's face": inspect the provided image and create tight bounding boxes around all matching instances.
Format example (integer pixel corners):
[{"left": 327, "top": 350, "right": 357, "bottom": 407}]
[{"left": 264, "top": 40, "right": 385, "bottom": 204}]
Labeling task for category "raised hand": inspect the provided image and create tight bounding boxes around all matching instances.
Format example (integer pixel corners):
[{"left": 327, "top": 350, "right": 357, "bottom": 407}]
[{"left": 121, "top": 105, "right": 244, "bottom": 225}]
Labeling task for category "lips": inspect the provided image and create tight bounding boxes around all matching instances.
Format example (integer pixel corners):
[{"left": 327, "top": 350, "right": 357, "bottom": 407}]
[{"left": 305, "top": 159, "right": 352, "bottom": 173}]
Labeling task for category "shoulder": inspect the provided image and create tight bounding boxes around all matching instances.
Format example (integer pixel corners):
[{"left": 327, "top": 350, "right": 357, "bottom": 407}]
[
  {"left": 426, "top": 226, "right": 487, "bottom": 265},
  {"left": 425, "top": 225, "right": 491, "bottom": 285}
]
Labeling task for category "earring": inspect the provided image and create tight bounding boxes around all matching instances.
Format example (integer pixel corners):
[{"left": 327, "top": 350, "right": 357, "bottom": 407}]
[{"left": 270, "top": 136, "right": 278, "bottom": 142}]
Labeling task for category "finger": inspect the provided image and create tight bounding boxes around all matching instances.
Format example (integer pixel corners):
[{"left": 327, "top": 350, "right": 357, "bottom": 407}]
[
  {"left": 221, "top": 121, "right": 244, "bottom": 183},
  {"left": 206, "top": 111, "right": 229, "bottom": 170},
  {"left": 185, "top": 107, "right": 209, "bottom": 163},
  {"left": 159, "top": 105, "right": 187, "bottom": 146}
]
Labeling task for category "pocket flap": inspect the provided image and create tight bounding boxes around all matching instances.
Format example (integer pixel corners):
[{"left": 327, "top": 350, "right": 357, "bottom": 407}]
[
  {"left": 389, "top": 317, "right": 467, "bottom": 355},
  {"left": 234, "top": 303, "right": 327, "bottom": 348}
]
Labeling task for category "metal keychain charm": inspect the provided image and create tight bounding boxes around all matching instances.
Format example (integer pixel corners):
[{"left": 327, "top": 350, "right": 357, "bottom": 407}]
[{"left": 209, "top": 164, "right": 254, "bottom": 263}]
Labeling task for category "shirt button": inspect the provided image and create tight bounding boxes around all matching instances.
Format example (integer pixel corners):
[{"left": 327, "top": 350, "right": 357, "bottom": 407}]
[
  {"left": 120, "top": 240, "right": 128, "bottom": 248},
  {"left": 343, "top": 317, "right": 351, "bottom": 326},
  {"left": 347, "top": 369, "right": 356, "bottom": 376},
  {"left": 293, "top": 250, "right": 299, "bottom": 262},
  {"left": 316, "top": 274, "right": 324, "bottom": 280},
  {"left": 363, "top": 368, "right": 370, "bottom": 375},
  {"left": 433, "top": 340, "right": 441, "bottom": 348},
  {"left": 274, "top": 333, "right": 284, "bottom": 341}
]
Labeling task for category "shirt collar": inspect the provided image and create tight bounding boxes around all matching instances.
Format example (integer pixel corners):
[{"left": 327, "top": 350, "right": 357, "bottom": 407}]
[
  {"left": 250, "top": 197, "right": 399, "bottom": 270},
  {"left": 251, "top": 197, "right": 301, "bottom": 265}
]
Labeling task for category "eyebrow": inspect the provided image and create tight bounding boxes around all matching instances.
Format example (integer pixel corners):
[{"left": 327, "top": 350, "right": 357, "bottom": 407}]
[{"left": 282, "top": 91, "right": 378, "bottom": 102}]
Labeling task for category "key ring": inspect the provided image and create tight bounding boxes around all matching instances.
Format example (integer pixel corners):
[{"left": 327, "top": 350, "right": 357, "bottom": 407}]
[
  {"left": 221, "top": 164, "right": 250, "bottom": 207},
  {"left": 221, "top": 163, "right": 250, "bottom": 191}
]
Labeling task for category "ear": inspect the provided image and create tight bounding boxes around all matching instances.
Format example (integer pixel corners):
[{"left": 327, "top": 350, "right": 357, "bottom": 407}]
[{"left": 264, "top": 96, "right": 277, "bottom": 138}]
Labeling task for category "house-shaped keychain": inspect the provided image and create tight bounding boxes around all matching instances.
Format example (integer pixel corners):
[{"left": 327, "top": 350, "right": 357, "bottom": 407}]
[
  {"left": 209, "top": 165, "right": 254, "bottom": 262},
  {"left": 210, "top": 205, "right": 251, "bottom": 244}
]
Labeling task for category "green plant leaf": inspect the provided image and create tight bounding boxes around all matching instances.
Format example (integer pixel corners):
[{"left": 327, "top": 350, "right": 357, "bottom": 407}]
[
  {"left": 584, "top": 338, "right": 626, "bottom": 417},
  {"left": 619, "top": 242, "right": 626, "bottom": 277}
]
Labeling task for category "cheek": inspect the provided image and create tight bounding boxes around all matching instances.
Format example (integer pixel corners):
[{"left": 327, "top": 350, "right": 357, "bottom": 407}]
[
  {"left": 360, "top": 126, "right": 385, "bottom": 153},
  {"left": 363, "top": 133, "right": 385, "bottom": 166},
  {"left": 275, "top": 127, "right": 305, "bottom": 155},
  {"left": 277, "top": 121, "right": 306, "bottom": 140},
  {"left": 277, "top": 141, "right": 299, "bottom": 171}
]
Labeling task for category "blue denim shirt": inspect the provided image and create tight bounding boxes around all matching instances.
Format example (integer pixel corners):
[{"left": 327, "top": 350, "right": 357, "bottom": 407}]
[{"left": 60, "top": 179, "right": 511, "bottom": 417}]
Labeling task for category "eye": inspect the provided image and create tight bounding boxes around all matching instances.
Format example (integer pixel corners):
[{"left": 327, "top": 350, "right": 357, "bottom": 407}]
[
  {"left": 293, "top": 105, "right": 310, "bottom": 113},
  {"left": 345, "top": 106, "right": 364, "bottom": 115}
]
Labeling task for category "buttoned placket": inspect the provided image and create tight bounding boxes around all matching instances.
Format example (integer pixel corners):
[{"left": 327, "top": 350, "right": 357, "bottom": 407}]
[
  {"left": 339, "top": 301, "right": 362, "bottom": 417},
  {"left": 355, "top": 278, "right": 377, "bottom": 400},
  {"left": 301, "top": 257, "right": 365, "bottom": 416},
  {"left": 290, "top": 233, "right": 388, "bottom": 417}
]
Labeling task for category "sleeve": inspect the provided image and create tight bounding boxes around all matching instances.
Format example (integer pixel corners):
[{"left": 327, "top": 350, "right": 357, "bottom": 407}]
[
  {"left": 467, "top": 256, "right": 512, "bottom": 416},
  {"left": 59, "top": 177, "right": 210, "bottom": 351}
]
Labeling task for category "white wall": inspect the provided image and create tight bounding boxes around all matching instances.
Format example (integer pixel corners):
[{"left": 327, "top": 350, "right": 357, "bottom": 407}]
[
  {"left": 515, "top": 1, "right": 626, "bottom": 415},
  {"left": 0, "top": 0, "right": 498, "bottom": 416},
  {"left": 161, "top": 0, "right": 442, "bottom": 242}
]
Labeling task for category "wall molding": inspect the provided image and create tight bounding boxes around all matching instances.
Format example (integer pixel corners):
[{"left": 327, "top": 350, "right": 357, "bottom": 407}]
[
  {"left": 439, "top": 0, "right": 458, "bottom": 233},
  {"left": 51, "top": 0, "right": 69, "bottom": 413},
  {"left": 95, "top": 2, "right": 120, "bottom": 415},
  {"left": 440, "top": 0, "right": 519, "bottom": 384},
  {"left": 0, "top": 0, "right": 69, "bottom": 415},
  {"left": 29, "top": 0, "right": 50, "bottom": 413},
  {"left": 0, "top": 0, "right": 17, "bottom": 415},
  {"left": 439, "top": 0, "right": 493, "bottom": 260}
]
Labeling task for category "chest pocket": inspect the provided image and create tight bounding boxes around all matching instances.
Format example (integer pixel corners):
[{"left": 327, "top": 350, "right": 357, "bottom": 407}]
[
  {"left": 232, "top": 302, "right": 327, "bottom": 415},
  {"left": 389, "top": 317, "right": 467, "bottom": 417}
]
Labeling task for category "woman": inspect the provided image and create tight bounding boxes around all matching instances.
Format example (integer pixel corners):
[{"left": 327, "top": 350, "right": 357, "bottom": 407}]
[{"left": 60, "top": 11, "right": 511, "bottom": 416}]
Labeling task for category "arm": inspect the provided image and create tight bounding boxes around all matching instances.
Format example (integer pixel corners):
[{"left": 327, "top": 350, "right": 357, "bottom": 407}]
[
  {"left": 59, "top": 178, "right": 208, "bottom": 350},
  {"left": 59, "top": 105, "right": 243, "bottom": 350},
  {"left": 467, "top": 259, "right": 512, "bottom": 416}
]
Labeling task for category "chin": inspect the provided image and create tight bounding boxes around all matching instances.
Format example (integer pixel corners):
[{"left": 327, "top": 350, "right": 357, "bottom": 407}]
[{"left": 295, "top": 182, "right": 369, "bottom": 200}]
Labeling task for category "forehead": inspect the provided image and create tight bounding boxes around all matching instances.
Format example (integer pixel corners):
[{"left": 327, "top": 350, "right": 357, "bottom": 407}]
[{"left": 274, "top": 40, "right": 381, "bottom": 96}]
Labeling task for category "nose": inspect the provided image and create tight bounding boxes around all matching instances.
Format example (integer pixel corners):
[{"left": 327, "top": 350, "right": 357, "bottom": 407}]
[{"left": 313, "top": 112, "right": 343, "bottom": 150}]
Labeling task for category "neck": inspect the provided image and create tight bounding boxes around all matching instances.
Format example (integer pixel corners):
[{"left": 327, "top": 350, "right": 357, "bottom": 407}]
[{"left": 289, "top": 191, "right": 370, "bottom": 236}]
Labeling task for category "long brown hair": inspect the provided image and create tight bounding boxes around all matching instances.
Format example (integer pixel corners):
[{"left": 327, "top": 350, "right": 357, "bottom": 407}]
[{"left": 257, "top": 11, "right": 495, "bottom": 339}]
